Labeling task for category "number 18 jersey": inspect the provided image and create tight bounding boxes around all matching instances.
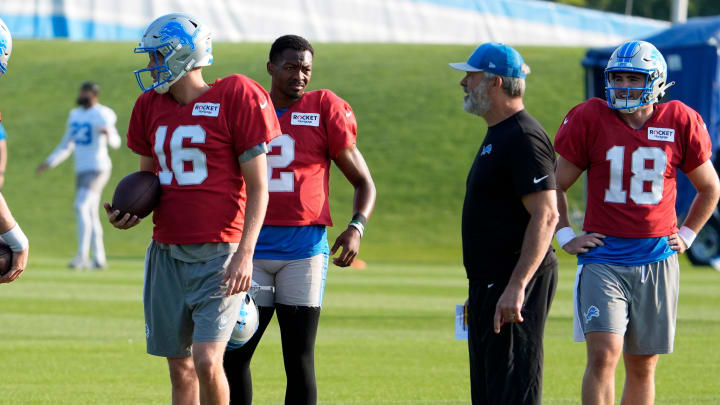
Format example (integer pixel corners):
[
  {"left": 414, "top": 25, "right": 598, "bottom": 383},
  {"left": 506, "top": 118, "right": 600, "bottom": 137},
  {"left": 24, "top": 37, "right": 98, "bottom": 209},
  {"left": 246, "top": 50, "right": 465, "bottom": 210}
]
[
  {"left": 264, "top": 89, "right": 357, "bottom": 226},
  {"left": 126, "top": 74, "right": 281, "bottom": 244},
  {"left": 555, "top": 97, "right": 712, "bottom": 238}
]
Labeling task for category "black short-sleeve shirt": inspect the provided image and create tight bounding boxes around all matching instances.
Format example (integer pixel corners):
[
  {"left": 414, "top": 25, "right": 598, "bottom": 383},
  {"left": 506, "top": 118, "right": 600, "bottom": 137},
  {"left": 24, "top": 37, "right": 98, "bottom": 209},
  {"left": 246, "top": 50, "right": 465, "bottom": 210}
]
[{"left": 462, "top": 110, "right": 556, "bottom": 281}]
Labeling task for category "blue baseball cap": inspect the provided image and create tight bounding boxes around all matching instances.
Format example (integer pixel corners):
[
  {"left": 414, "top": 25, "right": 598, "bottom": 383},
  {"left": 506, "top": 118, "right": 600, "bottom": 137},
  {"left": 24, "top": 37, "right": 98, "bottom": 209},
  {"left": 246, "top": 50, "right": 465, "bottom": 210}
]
[{"left": 449, "top": 43, "right": 527, "bottom": 78}]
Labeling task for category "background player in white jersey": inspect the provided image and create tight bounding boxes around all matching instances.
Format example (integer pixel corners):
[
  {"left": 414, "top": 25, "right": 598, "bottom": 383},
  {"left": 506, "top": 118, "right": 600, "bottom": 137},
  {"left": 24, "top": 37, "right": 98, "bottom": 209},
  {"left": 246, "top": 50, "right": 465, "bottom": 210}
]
[
  {"left": 105, "top": 13, "right": 279, "bottom": 405},
  {"left": 37, "top": 82, "right": 120, "bottom": 269},
  {"left": 0, "top": 16, "right": 30, "bottom": 285},
  {"left": 554, "top": 40, "right": 720, "bottom": 405},
  {"left": 224, "top": 35, "right": 376, "bottom": 405}
]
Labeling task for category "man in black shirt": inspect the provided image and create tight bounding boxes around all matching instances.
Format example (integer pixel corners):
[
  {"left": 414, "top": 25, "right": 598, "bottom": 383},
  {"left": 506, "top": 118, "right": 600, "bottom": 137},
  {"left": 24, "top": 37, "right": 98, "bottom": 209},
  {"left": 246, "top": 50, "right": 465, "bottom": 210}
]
[{"left": 450, "top": 43, "right": 559, "bottom": 405}]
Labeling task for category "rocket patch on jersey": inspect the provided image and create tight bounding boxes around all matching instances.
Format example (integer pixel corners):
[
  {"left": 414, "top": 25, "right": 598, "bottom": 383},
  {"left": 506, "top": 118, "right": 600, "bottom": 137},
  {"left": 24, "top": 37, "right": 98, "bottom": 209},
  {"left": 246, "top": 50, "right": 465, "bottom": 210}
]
[
  {"left": 648, "top": 127, "right": 675, "bottom": 142},
  {"left": 291, "top": 112, "right": 320, "bottom": 127},
  {"left": 192, "top": 102, "right": 221, "bottom": 117}
]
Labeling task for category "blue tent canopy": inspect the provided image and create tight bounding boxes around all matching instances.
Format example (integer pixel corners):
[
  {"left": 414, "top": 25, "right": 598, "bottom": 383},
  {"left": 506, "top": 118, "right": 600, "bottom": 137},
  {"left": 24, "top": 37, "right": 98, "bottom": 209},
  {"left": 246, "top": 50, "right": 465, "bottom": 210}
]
[{"left": 582, "top": 16, "right": 720, "bottom": 218}]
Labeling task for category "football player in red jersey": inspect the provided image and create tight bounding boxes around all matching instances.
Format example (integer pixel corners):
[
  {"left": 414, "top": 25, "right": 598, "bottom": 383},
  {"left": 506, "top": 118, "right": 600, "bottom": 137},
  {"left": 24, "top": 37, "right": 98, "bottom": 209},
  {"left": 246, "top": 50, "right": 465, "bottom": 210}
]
[
  {"left": 554, "top": 40, "right": 720, "bottom": 405},
  {"left": 104, "top": 13, "right": 280, "bottom": 405},
  {"left": 223, "top": 35, "right": 376, "bottom": 405},
  {"left": 0, "top": 17, "right": 29, "bottom": 285}
]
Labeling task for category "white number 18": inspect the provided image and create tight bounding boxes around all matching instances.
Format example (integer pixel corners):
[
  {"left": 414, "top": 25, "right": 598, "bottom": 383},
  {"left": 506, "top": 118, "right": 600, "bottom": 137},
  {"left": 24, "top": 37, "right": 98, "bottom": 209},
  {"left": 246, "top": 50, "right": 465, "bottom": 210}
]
[{"left": 604, "top": 145, "right": 666, "bottom": 205}]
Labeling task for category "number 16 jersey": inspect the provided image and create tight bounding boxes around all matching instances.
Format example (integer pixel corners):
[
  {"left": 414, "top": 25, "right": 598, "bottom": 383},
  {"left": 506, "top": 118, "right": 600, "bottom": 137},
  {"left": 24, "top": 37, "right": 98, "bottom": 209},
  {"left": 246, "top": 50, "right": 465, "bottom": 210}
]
[
  {"left": 555, "top": 97, "right": 712, "bottom": 238},
  {"left": 126, "top": 74, "right": 281, "bottom": 244}
]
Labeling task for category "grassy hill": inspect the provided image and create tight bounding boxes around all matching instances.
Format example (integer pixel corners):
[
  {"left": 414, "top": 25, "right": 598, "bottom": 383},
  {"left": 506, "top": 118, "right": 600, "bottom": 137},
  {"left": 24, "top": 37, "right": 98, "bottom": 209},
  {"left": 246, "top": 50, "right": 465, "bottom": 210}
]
[{"left": 0, "top": 41, "right": 586, "bottom": 264}]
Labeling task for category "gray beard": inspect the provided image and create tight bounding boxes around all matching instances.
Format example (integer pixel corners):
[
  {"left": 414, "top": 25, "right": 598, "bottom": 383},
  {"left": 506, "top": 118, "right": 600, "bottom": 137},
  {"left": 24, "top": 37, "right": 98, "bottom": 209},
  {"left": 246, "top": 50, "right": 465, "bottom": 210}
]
[{"left": 463, "top": 80, "right": 491, "bottom": 116}]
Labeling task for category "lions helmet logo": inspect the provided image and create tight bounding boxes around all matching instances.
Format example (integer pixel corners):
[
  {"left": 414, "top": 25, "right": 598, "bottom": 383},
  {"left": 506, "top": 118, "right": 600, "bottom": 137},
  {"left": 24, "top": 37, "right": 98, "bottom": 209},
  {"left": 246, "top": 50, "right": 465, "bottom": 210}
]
[
  {"left": 159, "top": 21, "right": 198, "bottom": 50},
  {"left": 235, "top": 303, "right": 249, "bottom": 331}
]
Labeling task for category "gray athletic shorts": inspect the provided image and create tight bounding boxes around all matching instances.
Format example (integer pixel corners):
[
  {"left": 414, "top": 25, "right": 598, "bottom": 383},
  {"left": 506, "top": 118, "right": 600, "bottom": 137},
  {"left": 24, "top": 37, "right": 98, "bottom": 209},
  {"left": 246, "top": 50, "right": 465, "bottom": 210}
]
[
  {"left": 252, "top": 253, "right": 329, "bottom": 307},
  {"left": 573, "top": 254, "right": 679, "bottom": 354},
  {"left": 76, "top": 170, "right": 110, "bottom": 192},
  {"left": 143, "top": 241, "right": 243, "bottom": 358}
]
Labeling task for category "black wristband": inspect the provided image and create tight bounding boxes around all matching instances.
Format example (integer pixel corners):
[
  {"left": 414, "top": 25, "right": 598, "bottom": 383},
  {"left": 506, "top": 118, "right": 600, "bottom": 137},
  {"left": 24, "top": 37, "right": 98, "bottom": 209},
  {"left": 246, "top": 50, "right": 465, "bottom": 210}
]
[{"left": 351, "top": 213, "right": 367, "bottom": 227}]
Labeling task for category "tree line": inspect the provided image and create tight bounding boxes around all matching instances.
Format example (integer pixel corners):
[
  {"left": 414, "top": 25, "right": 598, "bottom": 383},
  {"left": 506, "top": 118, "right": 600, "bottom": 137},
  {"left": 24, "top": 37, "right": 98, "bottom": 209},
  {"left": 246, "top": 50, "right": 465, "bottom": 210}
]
[{"left": 548, "top": 0, "right": 719, "bottom": 21}]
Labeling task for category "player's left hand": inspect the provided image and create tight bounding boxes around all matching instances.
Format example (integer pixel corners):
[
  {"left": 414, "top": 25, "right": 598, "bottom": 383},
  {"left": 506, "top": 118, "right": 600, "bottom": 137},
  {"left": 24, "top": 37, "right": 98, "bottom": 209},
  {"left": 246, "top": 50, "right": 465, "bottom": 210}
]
[
  {"left": 103, "top": 203, "right": 142, "bottom": 230},
  {"left": 668, "top": 233, "right": 689, "bottom": 253},
  {"left": 223, "top": 253, "right": 253, "bottom": 296},
  {"left": 330, "top": 226, "right": 361, "bottom": 267},
  {"left": 493, "top": 282, "right": 525, "bottom": 334},
  {"left": 0, "top": 246, "right": 28, "bottom": 284}
]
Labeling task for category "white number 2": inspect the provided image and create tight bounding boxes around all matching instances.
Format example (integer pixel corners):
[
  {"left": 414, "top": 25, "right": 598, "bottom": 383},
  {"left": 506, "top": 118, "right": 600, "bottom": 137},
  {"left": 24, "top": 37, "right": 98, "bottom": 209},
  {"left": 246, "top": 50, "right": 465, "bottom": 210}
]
[
  {"left": 604, "top": 145, "right": 666, "bottom": 205},
  {"left": 267, "top": 134, "right": 295, "bottom": 192},
  {"left": 153, "top": 125, "right": 208, "bottom": 186}
]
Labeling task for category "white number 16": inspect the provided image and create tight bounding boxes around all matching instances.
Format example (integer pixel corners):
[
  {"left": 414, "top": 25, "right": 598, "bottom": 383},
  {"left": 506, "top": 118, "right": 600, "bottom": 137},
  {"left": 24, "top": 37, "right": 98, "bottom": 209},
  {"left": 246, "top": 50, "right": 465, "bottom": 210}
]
[{"left": 153, "top": 125, "right": 208, "bottom": 186}]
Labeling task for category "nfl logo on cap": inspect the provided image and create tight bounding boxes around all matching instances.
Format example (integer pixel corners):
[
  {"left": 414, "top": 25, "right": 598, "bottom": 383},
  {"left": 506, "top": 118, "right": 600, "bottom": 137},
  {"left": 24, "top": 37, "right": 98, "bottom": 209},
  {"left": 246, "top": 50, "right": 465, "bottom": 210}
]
[{"left": 449, "top": 43, "right": 528, "bottom": 79}]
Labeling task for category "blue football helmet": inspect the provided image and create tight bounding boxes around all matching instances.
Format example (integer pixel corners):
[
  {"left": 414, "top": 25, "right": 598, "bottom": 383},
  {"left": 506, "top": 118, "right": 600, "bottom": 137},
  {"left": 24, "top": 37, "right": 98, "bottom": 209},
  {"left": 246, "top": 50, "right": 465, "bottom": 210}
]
[
  {"left": 134, "top": 13, "right": 213, "bottom": 93},
  {"left": 0, "top": 17, "right": 12, "bottom": 76},
  {"left": 605, "top": 40, "right": 674, "bottom": 113}
]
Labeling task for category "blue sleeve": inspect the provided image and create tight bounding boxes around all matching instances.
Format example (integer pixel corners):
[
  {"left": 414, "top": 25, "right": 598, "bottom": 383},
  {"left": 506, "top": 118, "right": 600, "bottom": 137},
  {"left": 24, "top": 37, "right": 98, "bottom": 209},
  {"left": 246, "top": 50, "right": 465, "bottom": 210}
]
[{"left": 0, "top": 123, "right": 7, "bottom": 140}]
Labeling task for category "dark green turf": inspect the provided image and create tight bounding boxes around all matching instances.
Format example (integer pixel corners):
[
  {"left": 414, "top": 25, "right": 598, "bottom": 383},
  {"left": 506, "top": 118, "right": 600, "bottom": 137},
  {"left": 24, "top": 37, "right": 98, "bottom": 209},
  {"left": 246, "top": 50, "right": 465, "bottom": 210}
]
[{"left": 1, "top": 254, "right": 719, "bottom": 404}]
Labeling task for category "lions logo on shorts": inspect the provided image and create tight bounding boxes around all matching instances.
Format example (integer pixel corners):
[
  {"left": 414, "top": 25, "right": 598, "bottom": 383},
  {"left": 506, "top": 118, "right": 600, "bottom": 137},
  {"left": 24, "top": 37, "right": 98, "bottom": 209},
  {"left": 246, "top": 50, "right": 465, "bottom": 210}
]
[{"left": 585, "top": 305, "right": 600, "bottom": 324}]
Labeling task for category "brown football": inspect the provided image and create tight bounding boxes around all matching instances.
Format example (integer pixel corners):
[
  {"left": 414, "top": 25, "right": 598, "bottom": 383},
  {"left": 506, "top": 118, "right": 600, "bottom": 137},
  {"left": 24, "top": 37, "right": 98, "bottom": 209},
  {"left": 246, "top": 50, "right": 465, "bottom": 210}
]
[
  {"left": 111, "top": 171, "right": 161, "bottom": 219},
  {"left": 0, "top": 241, "right": 13, "bottom": 276}
]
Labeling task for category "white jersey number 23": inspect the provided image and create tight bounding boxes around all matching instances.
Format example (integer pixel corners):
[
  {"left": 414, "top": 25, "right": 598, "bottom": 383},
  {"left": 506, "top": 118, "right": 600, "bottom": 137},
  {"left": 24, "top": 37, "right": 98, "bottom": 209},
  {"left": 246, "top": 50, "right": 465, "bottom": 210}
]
[{"left": 604, "top": 146, "right": 666, "bottom": 205}]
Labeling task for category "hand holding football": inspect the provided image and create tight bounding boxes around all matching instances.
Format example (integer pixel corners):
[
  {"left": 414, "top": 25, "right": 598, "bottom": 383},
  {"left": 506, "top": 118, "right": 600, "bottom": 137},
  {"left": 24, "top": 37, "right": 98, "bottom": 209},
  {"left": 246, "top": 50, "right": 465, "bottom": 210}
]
[
  {"left": 0, "top": 241, "right": 13, "bottom": 276},
  {"left": 111, "top": 171, "right": 161, "bottom": 219}
]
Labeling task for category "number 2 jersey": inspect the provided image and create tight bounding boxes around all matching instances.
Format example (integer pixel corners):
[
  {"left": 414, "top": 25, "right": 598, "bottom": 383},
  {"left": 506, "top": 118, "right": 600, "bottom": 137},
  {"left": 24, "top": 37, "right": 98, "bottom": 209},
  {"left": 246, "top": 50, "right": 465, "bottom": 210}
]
[
  {"left": 253, "top": 90, "right": 356, "bottom": 260},
  {"left": 126, "top": 74, "right": 281, "bottom": 244},
  {"left": 264, "top": 89, "right": 357, "bottom": 226},
  {"left": 555, "top": 97, "right": 712, "bottom": 238}
]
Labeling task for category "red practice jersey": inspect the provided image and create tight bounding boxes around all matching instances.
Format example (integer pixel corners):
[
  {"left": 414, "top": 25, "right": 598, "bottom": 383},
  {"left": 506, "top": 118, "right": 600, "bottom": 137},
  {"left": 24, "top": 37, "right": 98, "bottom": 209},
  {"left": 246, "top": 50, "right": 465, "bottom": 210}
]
[
  {"left": 127, "top": 74, "right": 281, "bottom": 244},
  {"left": 555, "top": 97, "right": 712, "bottom": 238},
  {"left": 264, "top": 89, "right": 357, "bottom": 226}
]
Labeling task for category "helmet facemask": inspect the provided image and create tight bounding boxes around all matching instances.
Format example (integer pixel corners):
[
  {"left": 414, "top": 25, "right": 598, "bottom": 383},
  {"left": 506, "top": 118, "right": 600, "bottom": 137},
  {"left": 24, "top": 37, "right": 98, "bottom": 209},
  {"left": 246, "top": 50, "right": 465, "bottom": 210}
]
[
  {"left": 134, "top": 44, "right": 175, "bottom": 93},
  {"left": 605, "top": 70, "right": 655, "bottom": 113}
]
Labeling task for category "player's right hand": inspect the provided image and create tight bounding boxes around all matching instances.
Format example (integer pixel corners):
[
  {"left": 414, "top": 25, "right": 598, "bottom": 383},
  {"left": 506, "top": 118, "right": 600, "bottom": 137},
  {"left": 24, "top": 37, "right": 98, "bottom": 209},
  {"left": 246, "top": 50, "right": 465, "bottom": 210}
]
[
  {"left": 103, "top": 202, "right": 142, "bottom": 229},
  {"left": 330, "top": 226, "right": 361, "bottom": 267},
  {"left": 0, "top": 246, "right": 28, "bottom": 284},
  {"left": 562, "top": 233, "right": 606, "bottom": 255},
  {"left": 223, "top": 253, "right": 253, "bottom": 296}
]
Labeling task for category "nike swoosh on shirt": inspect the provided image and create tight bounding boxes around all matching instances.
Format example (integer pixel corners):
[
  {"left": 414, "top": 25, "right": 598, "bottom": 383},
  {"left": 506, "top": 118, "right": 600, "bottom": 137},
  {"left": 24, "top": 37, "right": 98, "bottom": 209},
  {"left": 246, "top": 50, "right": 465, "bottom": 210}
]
[
  {"left": 533, "top": 175, "right": 549, "bottom": 184},
  {"left": 259, "top": 101, "right": 268, "bottom": 109},
  {"left": 345, "top": 111, "right": 352, "bottom": 117}
]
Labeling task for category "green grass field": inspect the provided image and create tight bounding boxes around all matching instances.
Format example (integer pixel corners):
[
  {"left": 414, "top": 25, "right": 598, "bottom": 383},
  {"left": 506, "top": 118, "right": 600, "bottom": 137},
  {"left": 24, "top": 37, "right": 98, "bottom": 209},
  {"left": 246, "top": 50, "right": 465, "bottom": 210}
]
[
  {"left": 0, "top": 41, "right": 719, "bottom": 404},
  {"left": 2, "top": 254, "right": 720, "bottom": 404}
]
